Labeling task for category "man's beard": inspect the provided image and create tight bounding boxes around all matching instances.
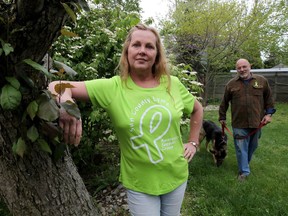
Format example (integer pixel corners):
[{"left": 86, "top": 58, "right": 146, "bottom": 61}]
[{"left": 239, "top": 72, "right": 251, "bottom": 80}]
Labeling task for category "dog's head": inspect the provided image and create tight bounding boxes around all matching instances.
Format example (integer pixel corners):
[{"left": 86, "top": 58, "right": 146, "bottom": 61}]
[
  {"left": 210, "top": 148, "right": 227, "bottom": 167},
  {"left": 210, "top": 132, "right": 228, "bottom": 167}
]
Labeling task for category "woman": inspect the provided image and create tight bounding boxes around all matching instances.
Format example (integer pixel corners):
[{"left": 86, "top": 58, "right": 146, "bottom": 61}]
[{"left": 49, "top": 23, "right": 203, "bottom": 215}]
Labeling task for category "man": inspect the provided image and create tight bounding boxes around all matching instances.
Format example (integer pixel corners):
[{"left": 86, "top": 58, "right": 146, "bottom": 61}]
[{"left": 219, "top": 58, "right": 276, "bottom": 181}]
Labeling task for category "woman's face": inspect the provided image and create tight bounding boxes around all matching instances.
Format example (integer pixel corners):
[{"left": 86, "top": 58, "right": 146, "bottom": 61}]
[{"left": 127, "top": 29, "right": 157, "bottom": 74}]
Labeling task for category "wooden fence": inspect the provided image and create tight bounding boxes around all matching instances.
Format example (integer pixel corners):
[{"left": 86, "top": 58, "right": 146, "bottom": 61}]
[{"left": 205, "top": 71, "right": 288, "bottom": 102}]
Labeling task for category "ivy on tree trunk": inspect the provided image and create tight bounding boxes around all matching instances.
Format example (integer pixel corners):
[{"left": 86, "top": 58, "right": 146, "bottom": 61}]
[{"left": 0, "top": 0, "right": 99, "bottom": 215}]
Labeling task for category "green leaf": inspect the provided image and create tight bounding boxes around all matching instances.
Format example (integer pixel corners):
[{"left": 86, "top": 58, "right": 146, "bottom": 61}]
[
  {"left": 54, "top": 60, "right": 77, "bottom": 77},
  {"left": 27, "top": 125, "right": 39, "bottom": 142},
  {"left": 12, "top": 137, "right": 26, "bottom": 158},
  {"left": 37, "top": 94, "right": 59, "bottom": 122},
  {"left": 19, "top": 73, "right": 35, "bottom": 88},
  {"left": 5, "top": 77, "right": 20, "bottom": 90},
  {"left": 61, "top": 3, "right": 77, "bottom": 23},
  {"left": 61, "top": 101, "right": 81, "bottom": 119},
  {"left": 27, "top": 100, "right": 39, "bottom": 120},
  {"left": 40, "top": 121, "right": 62, "bottom": 140},
  {"left": 54, "top": 82, "right": 75, "bottom": 95},
  {"left": 2, "top": 42, "right": 14, "bottom": 56},
  {"left": 41, "top": 89, "right": 54, "bottom": 99},
  {"left": 0, "top": 39, "right": 14, "bottom": 56},
  {"left": 23, "top": 59, "right": 52, "bottom": 78},
  {"left": 0, "top": 84, "right": 22, "bottom": 110},
  {"left": 60, "top": 28, "right": 79, "bottom": 37},
  {"left": 38, "top": 139, "right": 52, "bottom": 154},
  {"left": 0, "top": 48, "right": 3, "bottom": 56}
]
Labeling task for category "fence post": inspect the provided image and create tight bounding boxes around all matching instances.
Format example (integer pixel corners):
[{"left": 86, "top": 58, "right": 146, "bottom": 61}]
[{"left": 273, "top": 72, "right": 278, "bottom": 101}]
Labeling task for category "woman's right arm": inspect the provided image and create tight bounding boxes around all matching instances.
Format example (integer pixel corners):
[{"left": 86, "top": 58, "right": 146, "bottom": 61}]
[
  {"left": 48, "top": 81, "right": 90, "bottom": 103},
  {"left": 48, "top": 81, "right": 89, "bottom": 146}
]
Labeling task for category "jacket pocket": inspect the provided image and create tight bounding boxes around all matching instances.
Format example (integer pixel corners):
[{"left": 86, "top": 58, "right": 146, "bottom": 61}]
[{"left": 230, "top": 87, "right": 241, "bottom": 98}]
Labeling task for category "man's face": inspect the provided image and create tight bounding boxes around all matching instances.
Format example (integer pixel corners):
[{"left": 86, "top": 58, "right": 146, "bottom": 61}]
[{"left": 236, "top": 60, "right": 251, "bottom": 79}]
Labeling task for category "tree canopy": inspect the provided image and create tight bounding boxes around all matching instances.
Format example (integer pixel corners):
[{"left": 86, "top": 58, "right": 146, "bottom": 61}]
[{"left": 160, "top": 0, "right": 288, "bottom": 102}]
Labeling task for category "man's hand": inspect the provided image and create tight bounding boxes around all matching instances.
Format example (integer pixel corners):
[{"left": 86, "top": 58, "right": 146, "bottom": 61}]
[
  {"left": 219, "top": 120, "right": 226, "bottom": 126},
  {"left": 261, "top": 114, "right": 272, "bottom": 125}
]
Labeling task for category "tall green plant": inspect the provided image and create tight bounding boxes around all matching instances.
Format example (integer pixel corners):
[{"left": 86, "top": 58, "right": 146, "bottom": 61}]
[{"left": 52, "top": 0, "right": 141, "bottom": 79}]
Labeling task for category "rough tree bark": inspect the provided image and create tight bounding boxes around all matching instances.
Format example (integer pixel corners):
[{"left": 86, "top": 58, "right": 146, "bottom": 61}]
[{"left": 0, "top": 0, "right": 99, "bottom": 215}]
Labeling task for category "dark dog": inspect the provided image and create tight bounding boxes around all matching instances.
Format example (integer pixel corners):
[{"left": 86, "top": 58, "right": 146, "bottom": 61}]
[{"left": 199, "top": 120, "right": 228, "bottom": 167}]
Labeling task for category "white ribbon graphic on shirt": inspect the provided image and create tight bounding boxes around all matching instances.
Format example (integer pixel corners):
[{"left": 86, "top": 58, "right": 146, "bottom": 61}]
[{"left": 130, "top": 105, "right": 172, "bottom": 164}]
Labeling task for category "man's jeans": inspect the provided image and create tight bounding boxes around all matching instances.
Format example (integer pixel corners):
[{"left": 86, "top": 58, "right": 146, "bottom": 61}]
[{"left": 233, "top": 128, "right": 261, "bottom": 176}]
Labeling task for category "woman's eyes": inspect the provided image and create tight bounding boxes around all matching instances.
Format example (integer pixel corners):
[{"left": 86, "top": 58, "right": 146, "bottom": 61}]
[
  {"left": 147, "top": 45, "right": 155, "bottom": 49},
  {"left": 132, "top": 43, "right": 155, "bottom": 49}
]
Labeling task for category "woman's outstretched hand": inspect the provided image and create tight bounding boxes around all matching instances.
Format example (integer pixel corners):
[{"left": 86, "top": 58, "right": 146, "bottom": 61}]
[{"left": 59, "top": 108, "right": 82, "bottom": 146}]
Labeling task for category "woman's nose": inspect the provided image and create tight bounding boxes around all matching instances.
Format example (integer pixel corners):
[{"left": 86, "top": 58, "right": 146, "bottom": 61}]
[{"left": 138, "top": 46, "right": 146, "bottom": 54}]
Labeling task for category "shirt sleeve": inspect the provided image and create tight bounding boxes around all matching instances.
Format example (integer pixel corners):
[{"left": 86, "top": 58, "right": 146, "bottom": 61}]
[
  {"left": 218, "top": 85, "right": 230, "bottom": 121},
  {"left": 265, "top": 108, "right": 276, "bottom": 115},
  {"left": 173, "top": 76, "right": 195, "bottom": 115},
  {"left": 84, "top": 76, "right": 119, "bottom": 109}
]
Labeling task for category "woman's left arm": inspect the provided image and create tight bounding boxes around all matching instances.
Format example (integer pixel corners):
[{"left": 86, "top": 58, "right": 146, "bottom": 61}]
[{"left": 184, "top": 100, "right": 203, "bottom": 161}]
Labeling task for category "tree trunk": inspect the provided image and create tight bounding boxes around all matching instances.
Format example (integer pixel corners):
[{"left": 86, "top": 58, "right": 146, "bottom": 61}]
[
  {"left": 0, "top": 1, "right": 99, "bottom": 215},
  {"left": 0, "top": 114, "right": 97, "bottom": 215}
]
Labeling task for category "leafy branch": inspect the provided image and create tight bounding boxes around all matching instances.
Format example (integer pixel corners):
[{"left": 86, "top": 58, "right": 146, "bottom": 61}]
[{"left": 0, "top": 40, "right": 80, "bottom": 159}]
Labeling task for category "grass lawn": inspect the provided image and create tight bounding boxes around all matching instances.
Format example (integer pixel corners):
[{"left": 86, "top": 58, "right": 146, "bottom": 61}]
[
  {"left": 181, "top": 102, "right": 288, "bottom": 216},
  {"left": 1, "top": 103, "right": 287, "bottom": 216}
]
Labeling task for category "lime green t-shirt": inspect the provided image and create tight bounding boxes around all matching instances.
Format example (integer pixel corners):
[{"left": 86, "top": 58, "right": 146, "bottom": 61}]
[{"left": 85, "top": 75, "right": 195, "bottom": 195}]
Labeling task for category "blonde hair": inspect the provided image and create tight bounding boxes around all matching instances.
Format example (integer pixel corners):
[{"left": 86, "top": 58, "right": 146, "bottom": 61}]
[{"left": 117, "top": 23, "right": 171, "bottom": 91}]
